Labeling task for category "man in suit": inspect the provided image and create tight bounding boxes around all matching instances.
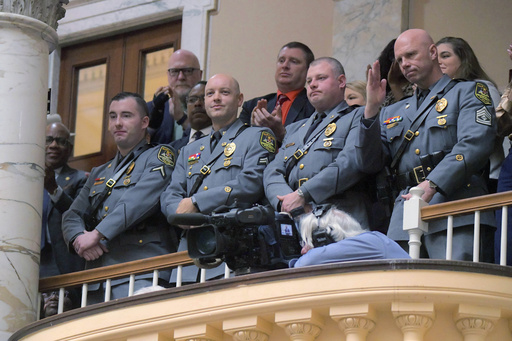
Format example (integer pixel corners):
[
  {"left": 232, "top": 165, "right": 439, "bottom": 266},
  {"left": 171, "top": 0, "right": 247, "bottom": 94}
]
[
  {"left": 40, "top": 122, "right": 87, "bottom": 278},
  {"left": 240, "top": 42, "right": 315, "bottom": 144},
  {"left": 161, "top": 74, "right": 277, "bottom": 281},
  {"left": 263, "top": 57, "right": 372, "bottom": 229},
  {"left": 148, "top": 49, "right": 203, "bottom": 144},
  {"left": 170, "top": 81, "right": 212, "bottom": 152},
  {"left": 63, "top": 92, "right": 177, "bottom": 303},
  {"left": 358, "top": 29, "right": 496, "bottom": 261}
]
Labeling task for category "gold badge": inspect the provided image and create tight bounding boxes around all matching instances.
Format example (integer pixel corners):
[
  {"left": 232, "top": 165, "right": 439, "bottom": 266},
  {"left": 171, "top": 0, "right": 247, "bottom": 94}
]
[
  {"left": 225, "top": 186, "right": 232, "bottom": 193},
  {"left": 437, "top": 115, "right": 447, "bottom": 126},
  {"left": 224, "top": 158, "right": 231, "bottom": 167},
  {"left": 324, "top": 140, "right": 332, "bottom": 147},
  {"left": 260, "top": 131, "right": 277, "bottom": 153},
  {"left": 221, "top": 142, "right": 227, "bottom": 147},
  {"left": 200, "top": 146, "right": 205, "bottom": 151},
  {"left": 126, "top": 161, "right": 135, "bottom": 175},
  {"left": 157, "top": 146, "right": 175, "bottom": 167},
  {"left": 436, "top": 98, "right": 448, "bottom": 112},
  {"left": 325, "top": 123, "right": 336, "bottom": 136},
  {"left": 123, "top": 178, "right": 131, "bottom": 185},
  {"left": 224, "top": 143, "right": 236, "bottom": 157}
]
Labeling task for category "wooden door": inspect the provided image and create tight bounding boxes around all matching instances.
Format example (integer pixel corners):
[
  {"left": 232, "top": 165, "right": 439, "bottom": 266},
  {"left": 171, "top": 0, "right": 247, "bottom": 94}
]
[{"left": 58, "top": 20, "right": 181, "bottom": 172}]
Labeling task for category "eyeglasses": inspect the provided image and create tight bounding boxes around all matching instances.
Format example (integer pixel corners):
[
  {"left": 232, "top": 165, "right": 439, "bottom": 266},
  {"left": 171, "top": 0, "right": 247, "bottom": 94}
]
[
  {"left": 46, "top": 136, "right": 70, "bottom": 146},
  {"left": 167, "top": 67, "right": 199, "bottom": 78},
  {"left": 186, "top": 95, "right": 205, "bottom": 105}
]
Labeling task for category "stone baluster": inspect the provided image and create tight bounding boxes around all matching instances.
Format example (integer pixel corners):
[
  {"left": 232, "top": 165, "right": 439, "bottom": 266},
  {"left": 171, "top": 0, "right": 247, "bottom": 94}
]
[
  {"left": 174, "top": 324, "right": 223, "bottom": 341},
  {"left": 224, "top": 315, "right": 272, "bottom": 341},
  {"left": 275, "top": 309, "right": 324, "bottom": 341},
  {"left": 330, "top": 304, "right": 376, "bottom": 341},
  {"left": 455, "top": 304, "right": 500, "bottom": 341},
  {"left": 392, "top": 302, "right": 435, "bottom": 341}
]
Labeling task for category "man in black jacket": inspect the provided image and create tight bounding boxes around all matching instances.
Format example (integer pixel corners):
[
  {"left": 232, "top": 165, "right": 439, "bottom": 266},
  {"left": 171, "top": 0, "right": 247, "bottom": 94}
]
[{"left": 240, "top": 42, "right": 315, "bottom": 144}]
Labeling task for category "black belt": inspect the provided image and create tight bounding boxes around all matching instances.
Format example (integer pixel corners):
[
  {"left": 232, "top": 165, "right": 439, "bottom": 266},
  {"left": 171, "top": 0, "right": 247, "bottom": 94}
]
[{"left": 396, "top": 165, "right": 428, "bottom": 189}]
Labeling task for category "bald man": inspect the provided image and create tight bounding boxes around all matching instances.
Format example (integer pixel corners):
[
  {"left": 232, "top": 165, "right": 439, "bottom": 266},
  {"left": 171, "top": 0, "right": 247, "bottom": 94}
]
[
  {"left": 357, "top": 29, "right": 496, "bottom": 261},
  {"left": 161, "top": 74, "right": 277, "bottom": 281},
  {"left": 149, "top": 49, "right": 203, "bottom": 144}
]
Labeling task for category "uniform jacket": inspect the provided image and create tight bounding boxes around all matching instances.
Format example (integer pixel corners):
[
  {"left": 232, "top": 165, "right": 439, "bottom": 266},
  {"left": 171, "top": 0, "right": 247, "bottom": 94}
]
[
  {"left": 161, "top": 118, "right": 277, "bottom": 215},
  {"left": 239, "top": 88, "right": 315, "bottom": 127},
  {"left": 161, "top": 119, "right": 277, "bottom": 282},
  {"left": 356, "top": 75, "right": 497, "bottom": 239},
  {"left": 263, "top": 101, "right": 372, "bottom": 228},
  {"left": 42, "top": 165, "right": 87, "bottom": 275},
  {"left": 62, "top": 140, "right": 177, "bottom": 284}
]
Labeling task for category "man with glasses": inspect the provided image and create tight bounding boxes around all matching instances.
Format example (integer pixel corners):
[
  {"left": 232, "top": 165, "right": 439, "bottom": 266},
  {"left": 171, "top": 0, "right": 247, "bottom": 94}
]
[
  {"left": 170, "top": 81, "right": 212, "bottom": 151},
  {"left": 148, "top": 49, "right": 203, "bottom": 144},
  {"left": 41, "top": 122, "right": 87, "bottom": 279}
]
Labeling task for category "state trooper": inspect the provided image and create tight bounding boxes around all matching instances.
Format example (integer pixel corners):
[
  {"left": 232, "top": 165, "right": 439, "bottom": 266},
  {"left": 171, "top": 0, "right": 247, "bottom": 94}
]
[
  {"left": 263, "top": 57, "right": 372, "bottom": 228},
  {"left": 161, "top": 74, "right": 277, "bottom": 281},
  {"left": 63, "top": 92, "right": 177, "bottom": 303},
  {"left": 358, "top": 29, "right": 496, "bottom": 261}
]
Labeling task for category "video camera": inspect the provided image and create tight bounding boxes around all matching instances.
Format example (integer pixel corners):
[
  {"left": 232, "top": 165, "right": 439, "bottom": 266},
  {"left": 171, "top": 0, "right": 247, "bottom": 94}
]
[{"left": 168, "top": 205, "right": 302, "bottom": 275}]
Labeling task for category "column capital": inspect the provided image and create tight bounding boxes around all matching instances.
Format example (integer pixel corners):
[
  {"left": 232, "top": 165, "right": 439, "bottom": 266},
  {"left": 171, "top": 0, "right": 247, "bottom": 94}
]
[{"left": 0, "top": 0, "right": 68, "bottom": 29}]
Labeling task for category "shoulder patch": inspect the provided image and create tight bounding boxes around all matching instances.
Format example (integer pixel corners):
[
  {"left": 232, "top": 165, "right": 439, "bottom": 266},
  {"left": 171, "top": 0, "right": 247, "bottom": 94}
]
[
  {"left": 260, "top": 131, "right": 277, "bottom": 153},
  {"left": 474, "top": 82, "right": 492, "bottom": 106},
  {"left": 475, "top": 107, "right": 492, "bottom": 126},
  {"left": 157, "top": 146, "right": 175, "bottom": 166}
]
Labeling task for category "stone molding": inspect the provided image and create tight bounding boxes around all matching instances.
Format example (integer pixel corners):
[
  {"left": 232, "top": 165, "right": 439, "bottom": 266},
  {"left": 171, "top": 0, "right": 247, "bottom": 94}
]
[{"left": 0, "top": 0, "right": 68, "bottom": 29}]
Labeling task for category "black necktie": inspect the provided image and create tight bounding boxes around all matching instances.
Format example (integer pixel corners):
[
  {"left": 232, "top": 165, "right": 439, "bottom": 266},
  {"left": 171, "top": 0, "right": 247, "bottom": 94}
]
[
  {"left": 192, "top": 131, "right": 204, "bottom": 142},
  {"left": 304, "top": 112, "right": 326, "bottom": 141},
  {"left": 417, "top": 89, "right": 429, "bottom": 107},
  {"left": 210, "top": 131, "right": 222, "bottom": 151}
]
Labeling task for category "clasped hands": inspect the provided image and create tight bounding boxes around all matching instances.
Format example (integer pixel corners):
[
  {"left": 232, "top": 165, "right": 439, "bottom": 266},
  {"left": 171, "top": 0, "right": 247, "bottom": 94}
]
[{"left": 73, "top": 229, "right": 108, "bottom": 261}]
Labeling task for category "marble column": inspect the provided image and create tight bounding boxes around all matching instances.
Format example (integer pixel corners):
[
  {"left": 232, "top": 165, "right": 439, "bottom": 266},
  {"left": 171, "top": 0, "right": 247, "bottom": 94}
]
[{"left": 0, "top": 0, "right": 66, "bottom": 338}]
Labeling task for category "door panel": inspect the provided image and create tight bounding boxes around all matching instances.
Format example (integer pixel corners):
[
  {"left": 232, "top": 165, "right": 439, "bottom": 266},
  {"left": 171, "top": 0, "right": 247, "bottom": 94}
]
[{"left": 58, "top": 20, "right": 181, "bottom": 172}]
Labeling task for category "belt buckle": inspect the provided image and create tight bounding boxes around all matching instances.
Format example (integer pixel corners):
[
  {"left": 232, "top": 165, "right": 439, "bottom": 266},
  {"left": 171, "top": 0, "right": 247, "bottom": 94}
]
[
  {"left": 298, "top": 178, "right": 309, "bottom": 187},
  {"left": 200, "top": 165, "right": 210, "bottom": 175},
  {"left": 293, "top": 149, "right": 304, "bottom": 160},
  {"left": 412, "top": 166, "right": 425, "bottom": 184},
  {"left": 404, "top": 130, "right": 415, "bottom": 141},
  {"left": 106, "top": 179, "right": 116, "bottom": 188}
]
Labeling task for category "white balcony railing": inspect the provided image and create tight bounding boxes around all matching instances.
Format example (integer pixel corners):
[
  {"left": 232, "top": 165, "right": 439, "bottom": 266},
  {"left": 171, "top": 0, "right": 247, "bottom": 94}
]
[{"left": 37, "top": 190, "right": 512, "bottom": 319}]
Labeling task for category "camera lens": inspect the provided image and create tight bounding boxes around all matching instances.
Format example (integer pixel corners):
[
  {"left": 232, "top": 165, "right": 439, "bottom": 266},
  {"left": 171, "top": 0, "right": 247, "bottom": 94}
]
[{"left": 195, "top": 226, "right": 217, "bottom": 255}]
